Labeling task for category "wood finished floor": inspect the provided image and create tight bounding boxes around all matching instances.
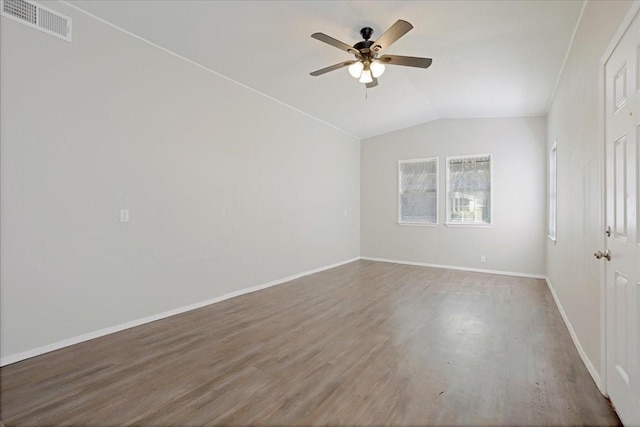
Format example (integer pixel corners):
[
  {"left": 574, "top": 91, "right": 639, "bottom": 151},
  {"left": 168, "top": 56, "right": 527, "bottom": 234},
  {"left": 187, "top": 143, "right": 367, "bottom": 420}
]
[{"left": 0, "top": 260, "right": 620, "bottom": 426}]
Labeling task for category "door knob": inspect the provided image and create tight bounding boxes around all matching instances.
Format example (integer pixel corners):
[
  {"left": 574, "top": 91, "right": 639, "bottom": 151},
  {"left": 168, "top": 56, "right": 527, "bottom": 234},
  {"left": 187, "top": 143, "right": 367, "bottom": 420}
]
[{"left": 594, "top": 250, "right": 611, "bottom": 261}]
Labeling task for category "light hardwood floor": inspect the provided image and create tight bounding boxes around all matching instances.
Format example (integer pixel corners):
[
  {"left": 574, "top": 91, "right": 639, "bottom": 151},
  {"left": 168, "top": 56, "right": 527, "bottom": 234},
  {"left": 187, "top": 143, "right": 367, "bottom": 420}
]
[{"left": 0, "top": 260, "right": 621, "bottom": 426}]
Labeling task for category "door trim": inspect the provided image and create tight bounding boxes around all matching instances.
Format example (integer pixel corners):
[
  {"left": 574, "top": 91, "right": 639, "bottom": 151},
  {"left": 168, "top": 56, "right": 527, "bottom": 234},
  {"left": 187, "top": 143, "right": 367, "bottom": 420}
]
[{"left": 600, "top": 0, "right": 640, "bottom": 399}]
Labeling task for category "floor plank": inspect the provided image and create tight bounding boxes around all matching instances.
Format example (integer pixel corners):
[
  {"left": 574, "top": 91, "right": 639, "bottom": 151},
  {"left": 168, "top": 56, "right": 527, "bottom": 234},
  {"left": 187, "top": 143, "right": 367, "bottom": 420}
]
[{"left": 0, "top": 260, "right": 621, "bottom": 425}]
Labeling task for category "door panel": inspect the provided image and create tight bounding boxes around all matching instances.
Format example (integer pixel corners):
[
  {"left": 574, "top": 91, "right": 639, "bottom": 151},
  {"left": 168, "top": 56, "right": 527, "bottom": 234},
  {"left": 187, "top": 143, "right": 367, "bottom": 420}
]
[
  {"left": 615, "top": 62, "right": 628, "bottom": 111},
  {"left": 637, "top": 124, "right": 640, "bottom": 245},
  {"left": 605, "top": 8, "right": 640, "bottom": 426},
  {"left": 613, "top": 271, "right": 629, "bottom": 384},
  {"left": 614, "top": 135, "right": 628, "bottom": 240}
]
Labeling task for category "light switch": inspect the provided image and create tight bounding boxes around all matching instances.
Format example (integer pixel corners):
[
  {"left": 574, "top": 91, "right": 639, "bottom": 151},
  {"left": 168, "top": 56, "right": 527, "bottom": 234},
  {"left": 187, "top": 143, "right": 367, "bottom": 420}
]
[{"left": 120, "top": 209, "right": 129, "bottom": 223}]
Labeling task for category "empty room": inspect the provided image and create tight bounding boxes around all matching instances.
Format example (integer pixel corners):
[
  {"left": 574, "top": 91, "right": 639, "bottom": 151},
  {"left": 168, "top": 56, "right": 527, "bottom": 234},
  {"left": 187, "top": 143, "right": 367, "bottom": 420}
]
[{"left": 1, "top": 0, "right": 639, "bottom": 425}]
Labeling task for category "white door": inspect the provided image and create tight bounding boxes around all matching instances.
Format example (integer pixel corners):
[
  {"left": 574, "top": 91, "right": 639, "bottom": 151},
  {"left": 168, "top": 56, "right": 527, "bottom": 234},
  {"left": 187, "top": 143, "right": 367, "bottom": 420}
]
[{"left": 604, "top": 7, "right": 640, "bottom": 426}]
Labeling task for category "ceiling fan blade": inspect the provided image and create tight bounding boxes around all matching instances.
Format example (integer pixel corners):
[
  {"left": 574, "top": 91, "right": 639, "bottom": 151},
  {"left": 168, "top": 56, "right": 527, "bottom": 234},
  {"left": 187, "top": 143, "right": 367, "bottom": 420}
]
[
  {"left": 379, "top": 55, "right": 433, "bottom": 69},
  {"left": 310, "top": 60, "right": 355, "bottom": 76},
  {"left": 311, "top": 32, "right": 359, "bottom": 55},
  {"left": 370, "top": 20, "right": 413, "bottom": 55},
  {"left": 365, "top": 78, "right": 379, "bottom": 89}
]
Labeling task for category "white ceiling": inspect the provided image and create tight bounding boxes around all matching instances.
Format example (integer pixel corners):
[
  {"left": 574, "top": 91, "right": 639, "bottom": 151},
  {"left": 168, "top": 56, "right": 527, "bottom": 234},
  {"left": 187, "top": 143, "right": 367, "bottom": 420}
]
[{"left": 68, "top": 0, "right": 584, "bottom": 139}]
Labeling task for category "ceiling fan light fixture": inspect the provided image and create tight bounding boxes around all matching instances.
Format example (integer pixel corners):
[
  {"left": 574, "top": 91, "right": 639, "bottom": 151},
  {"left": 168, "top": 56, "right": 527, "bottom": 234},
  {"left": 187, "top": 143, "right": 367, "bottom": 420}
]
[
  {"left": 359, "top": 69, "right": 373, "bottom": 84},
  {"left": 348, "top": 61, "right": 364, "bottom": 78},
  {"left": 370, "top": 61, "right": 385, "bottom": 78}
]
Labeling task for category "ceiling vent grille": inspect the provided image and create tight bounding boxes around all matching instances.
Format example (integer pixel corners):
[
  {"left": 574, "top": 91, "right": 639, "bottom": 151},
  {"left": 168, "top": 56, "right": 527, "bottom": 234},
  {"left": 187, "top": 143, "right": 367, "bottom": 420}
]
[{"left": 1, "top": 0, "right": 71, "bottom": 42}]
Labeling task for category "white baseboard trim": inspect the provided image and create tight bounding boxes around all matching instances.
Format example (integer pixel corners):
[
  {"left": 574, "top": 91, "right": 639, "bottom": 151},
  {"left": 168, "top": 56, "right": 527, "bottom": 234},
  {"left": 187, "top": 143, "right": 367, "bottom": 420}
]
[
  {"left": 360, "top": 256, "right": 546, "bottom": 279},
  {"left": 0, "top": 257, "right": 360, "bottom": 367},
  {"left": 545, "top": 277, "right": 603, "bottom": 392}
]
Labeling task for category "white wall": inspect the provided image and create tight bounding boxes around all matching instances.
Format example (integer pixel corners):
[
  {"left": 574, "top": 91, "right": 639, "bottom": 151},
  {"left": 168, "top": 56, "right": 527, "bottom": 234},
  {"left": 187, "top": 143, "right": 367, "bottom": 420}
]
[
  {"left": 361, "top": 117, "right": 546, "bottom": 276},
  {"left": 546, "top": 0, "right": 631, "bottom": 384},
  {"left": 0, "top": 4, "right": 360, "bottom": 362}
]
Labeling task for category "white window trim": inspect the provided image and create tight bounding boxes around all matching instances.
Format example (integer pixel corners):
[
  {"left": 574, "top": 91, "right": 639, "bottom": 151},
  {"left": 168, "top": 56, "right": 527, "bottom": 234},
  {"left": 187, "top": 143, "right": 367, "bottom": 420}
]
[
  {"left": 397, "top": 222, "right": 440, "bottom": 227},
  {"left": 445, "top": 153, "right": 493, "bottom": 227},
  {"left": 444, "top": 223, "right": 493, "bottom": 229},
  {"left": 548, "top": 142, "right": 557, "bottom": 242},
  {"left": 398, "top": 157, "right": 439, "bottom": 225}
]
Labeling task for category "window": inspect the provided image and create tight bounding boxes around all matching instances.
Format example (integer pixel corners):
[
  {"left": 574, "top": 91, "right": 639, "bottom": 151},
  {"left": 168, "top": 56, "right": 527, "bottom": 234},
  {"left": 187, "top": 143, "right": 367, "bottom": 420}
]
[
  {"left": 446, "top": 154, "right": 492, "bottom": 225},
  {"left": 548, "top": 142, "right": 557, "bottom": 240},
  {"left": 398, "top": 158, "right": 438, "bottom": 224}
]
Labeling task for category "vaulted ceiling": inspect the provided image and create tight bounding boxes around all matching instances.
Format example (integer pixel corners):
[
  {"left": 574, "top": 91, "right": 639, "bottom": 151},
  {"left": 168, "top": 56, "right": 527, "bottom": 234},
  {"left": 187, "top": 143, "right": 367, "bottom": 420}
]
[{"left": 68, "top": 0, "right": 584, "bottom": 139}]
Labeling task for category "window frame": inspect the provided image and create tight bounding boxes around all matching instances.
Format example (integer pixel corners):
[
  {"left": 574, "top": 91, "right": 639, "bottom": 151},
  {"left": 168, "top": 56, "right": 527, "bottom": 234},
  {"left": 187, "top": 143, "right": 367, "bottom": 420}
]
[
  {"left": 445, "top": 153, "right": 493, "bottom": 227},
  {"left": 397, "top": 157, "right": 439, "bottom": 226},
  {"left": 548, "top": 142, "right": 557, "bottom": 242}
]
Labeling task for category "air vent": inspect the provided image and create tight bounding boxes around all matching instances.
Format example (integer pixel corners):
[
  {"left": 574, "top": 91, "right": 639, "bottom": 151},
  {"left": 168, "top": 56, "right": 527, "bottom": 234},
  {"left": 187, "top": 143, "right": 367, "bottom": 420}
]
[{"left": 1, "top": 0, "right": 71, "bottom": 42}]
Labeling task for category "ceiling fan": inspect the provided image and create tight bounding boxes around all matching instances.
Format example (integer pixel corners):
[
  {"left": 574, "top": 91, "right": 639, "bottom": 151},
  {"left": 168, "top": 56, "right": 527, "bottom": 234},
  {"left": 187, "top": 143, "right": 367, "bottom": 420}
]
[{"left": 309, "top": 20, "right": 432, "bottom": 88}]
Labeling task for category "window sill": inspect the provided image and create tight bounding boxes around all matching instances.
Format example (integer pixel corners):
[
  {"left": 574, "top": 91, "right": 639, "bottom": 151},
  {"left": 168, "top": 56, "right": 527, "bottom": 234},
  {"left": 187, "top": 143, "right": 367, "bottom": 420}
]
[
  {"left": 444, "top": 222, "right": 493, "bottom": 228},
  {"left": 398, "top": 221, "right": 439, "bottom": 227}
]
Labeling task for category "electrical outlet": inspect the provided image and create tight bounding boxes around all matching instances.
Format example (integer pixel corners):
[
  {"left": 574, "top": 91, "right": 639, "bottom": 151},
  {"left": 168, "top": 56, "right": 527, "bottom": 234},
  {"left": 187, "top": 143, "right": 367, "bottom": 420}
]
[
  {"left": 120, "top": 209, "right": 129, "bottom": 223},
  {"left": 480, "top": 255, "right": 486, "bottom": 263}
]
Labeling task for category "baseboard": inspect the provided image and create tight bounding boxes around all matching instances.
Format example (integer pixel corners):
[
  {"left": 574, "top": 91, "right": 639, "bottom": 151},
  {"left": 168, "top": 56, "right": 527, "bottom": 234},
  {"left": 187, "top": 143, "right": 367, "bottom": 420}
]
[
  {"left": 0, "top": 257, "right": 359, "bottom": 367},
  {"left": 545, "top": 277, "right": 603, "bottom": 393},
  {"left": 360, "top": 256, "right": 545, "bottom": 279}
]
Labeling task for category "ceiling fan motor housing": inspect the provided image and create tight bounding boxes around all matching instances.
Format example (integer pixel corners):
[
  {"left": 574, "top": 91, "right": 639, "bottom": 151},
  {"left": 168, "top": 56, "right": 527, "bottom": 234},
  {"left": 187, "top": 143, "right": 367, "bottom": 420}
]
[
  {"left": 354, "top": 40, "right": 373, "bottom": 50},
  {"left": 354, "top": 27, "right": 375, "bottom": 56}
]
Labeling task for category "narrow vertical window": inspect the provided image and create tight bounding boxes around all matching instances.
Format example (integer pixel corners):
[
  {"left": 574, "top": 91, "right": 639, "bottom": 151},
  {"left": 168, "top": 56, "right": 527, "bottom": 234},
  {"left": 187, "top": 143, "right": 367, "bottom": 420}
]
[
  {"left": 549, "top": 142, "right": 557, "bottom": 240},
  {"left": 446, "top": 154, "right": 492, "bottom": 225},
  {"left": 398, "top": 158, "right": 438, "bottom": 224}
]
